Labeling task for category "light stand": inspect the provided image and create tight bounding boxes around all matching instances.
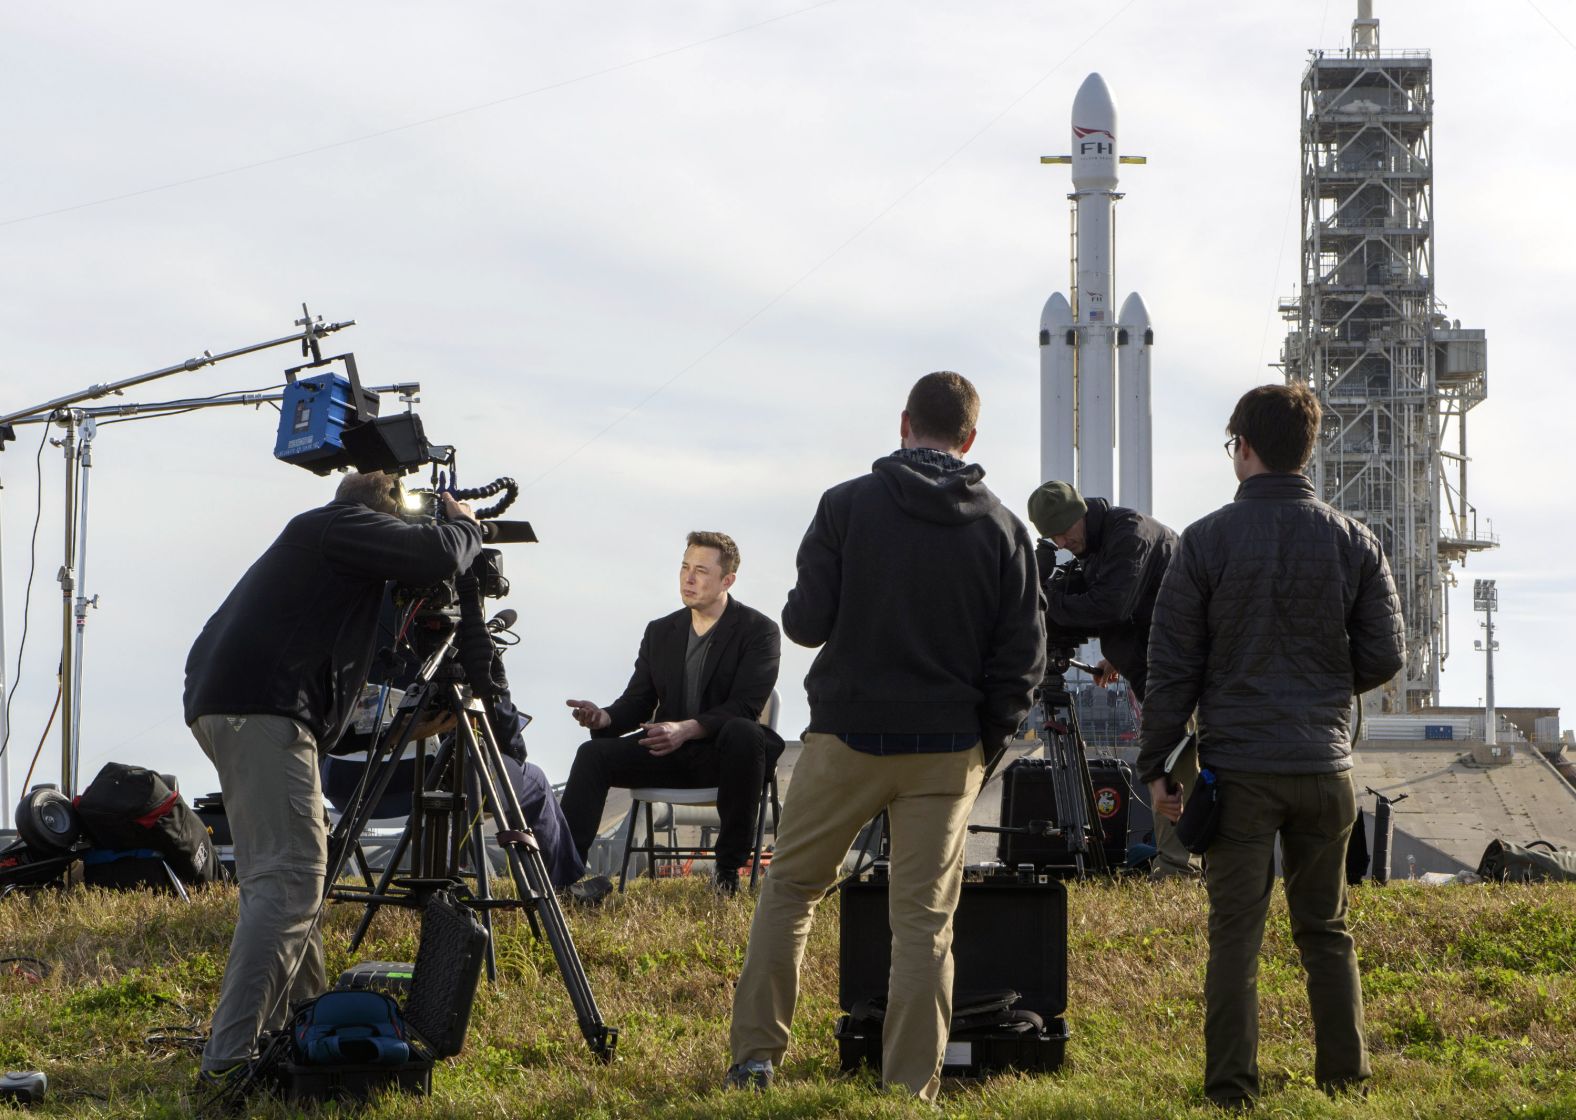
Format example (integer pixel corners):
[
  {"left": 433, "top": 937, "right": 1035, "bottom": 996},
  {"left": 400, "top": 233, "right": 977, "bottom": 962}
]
[{"left": 0, "top": 308, "right": 359, "bottom": 797}]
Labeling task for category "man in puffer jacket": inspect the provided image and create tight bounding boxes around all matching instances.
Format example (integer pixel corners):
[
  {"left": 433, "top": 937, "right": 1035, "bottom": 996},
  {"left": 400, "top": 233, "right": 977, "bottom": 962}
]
[{"left": 1137, "top": 383, "right": 1404, "bottom": 1110}]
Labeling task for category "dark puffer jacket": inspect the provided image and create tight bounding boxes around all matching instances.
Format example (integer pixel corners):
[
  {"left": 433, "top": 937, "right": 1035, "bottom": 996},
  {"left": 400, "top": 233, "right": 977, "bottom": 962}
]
[
  {"left": 1044, "top": 498, "right": 1177, "bottom": 700},
  {"left": 1135, "top": 472, "right": 1404, "bottom": 782}
]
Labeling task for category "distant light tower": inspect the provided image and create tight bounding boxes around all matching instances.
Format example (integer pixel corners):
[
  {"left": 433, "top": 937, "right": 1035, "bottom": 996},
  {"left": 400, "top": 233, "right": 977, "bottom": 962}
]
[{"left": 1473, "top": 579, "right": 1499, "bottom": 745}]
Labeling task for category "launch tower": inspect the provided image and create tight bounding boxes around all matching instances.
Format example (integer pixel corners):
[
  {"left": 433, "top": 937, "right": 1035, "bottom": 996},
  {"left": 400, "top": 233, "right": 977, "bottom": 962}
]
[{"left": 1280, "top": 1, "right": 1494, "bottom": 713}]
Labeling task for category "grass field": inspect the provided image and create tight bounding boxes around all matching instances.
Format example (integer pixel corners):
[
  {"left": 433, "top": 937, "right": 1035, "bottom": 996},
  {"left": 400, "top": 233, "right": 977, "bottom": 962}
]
[{"left": 0, "top": 874, "right": 1572, "bottom": 1118}]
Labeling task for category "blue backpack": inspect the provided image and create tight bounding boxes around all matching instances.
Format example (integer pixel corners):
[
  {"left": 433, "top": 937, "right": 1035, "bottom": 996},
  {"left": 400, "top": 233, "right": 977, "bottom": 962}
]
[{"left": 292, "top": 990, "right": 412, "bottom": 1066}]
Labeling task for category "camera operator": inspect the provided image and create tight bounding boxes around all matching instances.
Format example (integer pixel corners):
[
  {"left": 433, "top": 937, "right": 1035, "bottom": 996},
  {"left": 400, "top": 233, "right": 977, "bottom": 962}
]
[
  {"left": 1026, "top": 479, "right": 1197, "bottom": 878},
  {"left": 182, "top": 470, "right": 480, "bottom": 1089}
]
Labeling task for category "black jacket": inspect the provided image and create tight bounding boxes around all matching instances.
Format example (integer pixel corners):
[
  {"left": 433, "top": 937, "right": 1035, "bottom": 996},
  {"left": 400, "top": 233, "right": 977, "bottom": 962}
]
[
  {"left": 784, "top": 453, "right": 1045, "bottom": 753},
  {"left": 183, "top": 501, "right": 482, "bottom": 744},
  {"left": 1044, "top": 498, "right": 1177, "bottom": 699},
  {"left": 595, "top": 597, "right": 781, "bottom": 740},
  {"left": 1135, "top": 472, "right": 1405, "bottom": 783}
]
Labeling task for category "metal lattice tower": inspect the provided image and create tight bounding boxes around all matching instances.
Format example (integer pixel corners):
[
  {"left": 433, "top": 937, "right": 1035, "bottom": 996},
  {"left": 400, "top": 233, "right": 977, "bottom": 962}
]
[{"left": 1279, "top": 1, "right": 1494, "bottom": 713}]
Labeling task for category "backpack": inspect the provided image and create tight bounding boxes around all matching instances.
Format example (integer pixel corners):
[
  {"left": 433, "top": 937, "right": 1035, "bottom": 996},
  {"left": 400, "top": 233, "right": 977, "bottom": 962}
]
[
  {"left": 1476, "top": 839, "right": 1576, "bottom": 884},
  {"left": 75, "top": 764, "right": 218, "bottom": 885},
  {"left": 291, "top": 990, "right": 413, "bottom": 1066}
]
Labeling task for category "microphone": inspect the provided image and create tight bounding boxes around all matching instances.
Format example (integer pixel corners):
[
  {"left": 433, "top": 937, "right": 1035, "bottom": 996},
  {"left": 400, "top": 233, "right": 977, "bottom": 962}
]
[{"left": 487, "top": 609, "right": 518, "bottom": 632}]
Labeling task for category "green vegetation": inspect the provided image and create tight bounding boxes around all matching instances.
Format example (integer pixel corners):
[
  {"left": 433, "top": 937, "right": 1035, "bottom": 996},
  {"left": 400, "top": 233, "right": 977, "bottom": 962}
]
[{"left": 0, "top": 877, "right": 1572, "bottom": 1117}]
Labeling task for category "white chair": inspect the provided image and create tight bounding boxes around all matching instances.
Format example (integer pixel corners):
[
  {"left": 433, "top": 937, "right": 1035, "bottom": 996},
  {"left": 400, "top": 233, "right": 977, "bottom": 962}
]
[{"left": 616, "top": 690, "right": 782, "bottom": 891}]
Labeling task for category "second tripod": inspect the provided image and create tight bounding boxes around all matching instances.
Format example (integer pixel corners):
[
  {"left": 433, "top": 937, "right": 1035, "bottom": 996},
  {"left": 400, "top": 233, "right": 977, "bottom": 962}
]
[{"left": 972, "top": 659, "right": 1114, "bottom": 878}]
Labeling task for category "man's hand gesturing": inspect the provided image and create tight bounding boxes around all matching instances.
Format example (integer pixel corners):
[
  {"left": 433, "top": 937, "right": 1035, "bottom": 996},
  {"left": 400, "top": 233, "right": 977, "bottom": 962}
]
[{"left": 566, "top": 699, "right": 611, "bottom": 731}]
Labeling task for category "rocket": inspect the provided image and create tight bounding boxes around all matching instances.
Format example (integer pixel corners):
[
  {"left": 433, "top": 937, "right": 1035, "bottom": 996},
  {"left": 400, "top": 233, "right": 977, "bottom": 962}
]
[{"left": 1039, "top": 73, "right": 1153, "bottom": 513}]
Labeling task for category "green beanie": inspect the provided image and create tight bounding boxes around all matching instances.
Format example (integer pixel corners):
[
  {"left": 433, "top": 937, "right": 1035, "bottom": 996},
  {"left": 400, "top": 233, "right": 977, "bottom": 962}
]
[{"left": 1027, "top": 480, "right": 1087, "bottom": 537}]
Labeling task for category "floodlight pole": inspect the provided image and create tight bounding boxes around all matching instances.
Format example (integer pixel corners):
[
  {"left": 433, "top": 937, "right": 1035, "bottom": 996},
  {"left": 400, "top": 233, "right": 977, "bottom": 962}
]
[
  {"left": 1482, "top": 597, "right": 1497, "bottom": 748},
  {"left": 1473, "top": 579, "right": 1500, "bottom": 748},
  {"left": 67, "top": 418, "right": 97, "bottom": 795},
  {"left": 56, "top": 412, "right": 82, "bottom": 796}
]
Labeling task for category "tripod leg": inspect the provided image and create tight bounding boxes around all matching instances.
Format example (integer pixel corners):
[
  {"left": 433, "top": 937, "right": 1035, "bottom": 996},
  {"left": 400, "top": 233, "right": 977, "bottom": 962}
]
[
  {"left": 346, "top": 738, "right": 456, "bottom": 952},
  {"left": 448, "top": 685, "right": 616, "bottom": 1060},
  {"left": 462, "top": 753, "right": 500, "bottom": 983}
]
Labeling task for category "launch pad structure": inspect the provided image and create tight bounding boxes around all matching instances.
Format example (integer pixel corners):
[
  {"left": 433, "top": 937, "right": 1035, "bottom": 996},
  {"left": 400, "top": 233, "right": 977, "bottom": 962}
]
[{"left": 1279, "top": 1, "right": 1494, "bottom": 714}]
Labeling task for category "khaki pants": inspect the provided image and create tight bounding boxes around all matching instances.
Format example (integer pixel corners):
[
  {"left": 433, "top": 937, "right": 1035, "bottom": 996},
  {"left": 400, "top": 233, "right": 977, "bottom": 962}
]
[
  {"left": 191, "top": 714, "right": 328, "bottom": 1072},
  {"left": 1202, "top": 769, "right": 1368, "bottom": 1106},
  {"left": 729, "top": 733, "right": 984, "bottom": 1102}
]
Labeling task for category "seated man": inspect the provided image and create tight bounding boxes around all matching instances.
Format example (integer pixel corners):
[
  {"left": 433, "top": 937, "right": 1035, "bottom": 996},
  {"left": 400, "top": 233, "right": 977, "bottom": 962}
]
[{"left": 560, "top": 531, "right": 784, "bottom": 894}]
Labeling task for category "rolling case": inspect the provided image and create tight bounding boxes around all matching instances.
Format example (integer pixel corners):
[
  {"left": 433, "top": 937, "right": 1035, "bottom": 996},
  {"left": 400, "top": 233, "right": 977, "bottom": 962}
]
[
  {"left": 996, "top": 755, "right": 1132, "bottom": 873},
  {"left": 836, "top": 872, "right": 1069, "bottom": 1077}
]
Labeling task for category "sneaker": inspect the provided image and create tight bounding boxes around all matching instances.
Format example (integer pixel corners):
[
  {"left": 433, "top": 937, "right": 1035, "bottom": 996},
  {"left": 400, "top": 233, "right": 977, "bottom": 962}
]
[
  {"left": 567, "top": 874, "right": 614, "bottom": 906},
  {"left": 723, "top": 1058, "right": 773, "bottom": 1090},
  {"left": 196, "top": 1063, "right": 250, "bottom": 1091},
  {"left": 712, "top": 868, "right": 741, "bottom": 896},
  {"left": 195, "top": 1062, "right": 254, "bottom": 1112}
]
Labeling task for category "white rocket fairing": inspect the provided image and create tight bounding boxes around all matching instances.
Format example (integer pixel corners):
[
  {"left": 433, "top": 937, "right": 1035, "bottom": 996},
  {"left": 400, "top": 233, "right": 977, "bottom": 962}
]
[
  {"left": 1039, "top": 292, "right": 1075, "bottom": 485},
  {"left": 1039, "top": 72, "right": 1153, "bottom": 514},
  {"left": 1117, "top": 292, "right": 1153, "bottom": 513}
]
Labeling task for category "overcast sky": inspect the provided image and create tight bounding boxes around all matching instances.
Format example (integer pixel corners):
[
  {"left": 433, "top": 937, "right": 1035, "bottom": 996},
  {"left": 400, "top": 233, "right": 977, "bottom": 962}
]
[{"left": 2, "top": 0, "right": 1571, "bottom": 813}]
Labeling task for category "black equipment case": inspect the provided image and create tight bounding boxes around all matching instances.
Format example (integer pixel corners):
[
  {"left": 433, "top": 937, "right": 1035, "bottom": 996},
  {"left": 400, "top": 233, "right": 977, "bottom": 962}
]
[
  {"left": 272, "top": 885, "right": 488, "bottom": 1103},
  {"left": 996, "top": 756, "right": 1132, "bottom": 873},
  {"left": 836, "top": 873, "right": 1069, "bottom": 1077}
]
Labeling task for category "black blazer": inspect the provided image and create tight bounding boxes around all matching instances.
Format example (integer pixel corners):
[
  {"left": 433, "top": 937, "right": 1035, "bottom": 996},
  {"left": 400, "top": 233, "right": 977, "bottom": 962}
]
[{"left": 596, "top": 597, "right": 782, "bottom": 740}]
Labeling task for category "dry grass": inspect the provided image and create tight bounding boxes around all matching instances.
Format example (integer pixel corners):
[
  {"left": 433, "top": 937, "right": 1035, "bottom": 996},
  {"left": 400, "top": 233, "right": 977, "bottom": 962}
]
[{"left": 0, "top": 875, "right": 1572, "bottom": 1118}]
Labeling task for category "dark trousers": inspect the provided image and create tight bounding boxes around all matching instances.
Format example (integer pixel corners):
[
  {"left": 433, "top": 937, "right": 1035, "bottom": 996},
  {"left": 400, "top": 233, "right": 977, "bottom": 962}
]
[
  {"left": 1202, "top": 769, "right": 1368, "bottom": 1106},
  {"left": 560, "top": 718, "right": 784, "bottom": 871}
]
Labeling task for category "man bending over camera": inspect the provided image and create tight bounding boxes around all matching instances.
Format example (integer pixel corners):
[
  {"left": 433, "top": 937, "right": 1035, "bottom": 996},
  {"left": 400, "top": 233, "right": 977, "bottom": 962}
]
[
  {"left": 1027, "top": 479, "right": 1195, "bottom": 876},
  {"left": 183, "top": 470, "right": 480, "bottom": 1088}
]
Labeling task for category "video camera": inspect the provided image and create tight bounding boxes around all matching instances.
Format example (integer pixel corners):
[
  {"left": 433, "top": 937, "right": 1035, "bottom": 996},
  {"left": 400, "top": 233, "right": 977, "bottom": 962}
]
[
  {"left": 269, "top": 345, "right": 536, "bottom": 652},
  {"left": 1035, "top": 539, "right": 1094, "bottom": 676}
]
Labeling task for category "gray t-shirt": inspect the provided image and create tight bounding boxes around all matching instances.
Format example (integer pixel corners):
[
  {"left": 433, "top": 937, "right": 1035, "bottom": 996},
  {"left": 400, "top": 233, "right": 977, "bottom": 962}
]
[{"left": 684, "top": 624, "right": 716, "bottom": 720}]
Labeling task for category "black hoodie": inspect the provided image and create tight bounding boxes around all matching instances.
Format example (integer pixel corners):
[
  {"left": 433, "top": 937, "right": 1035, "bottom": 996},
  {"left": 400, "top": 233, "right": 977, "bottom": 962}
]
[{"left": 783, "top": 453, "right": 1045, "bottom": 753}]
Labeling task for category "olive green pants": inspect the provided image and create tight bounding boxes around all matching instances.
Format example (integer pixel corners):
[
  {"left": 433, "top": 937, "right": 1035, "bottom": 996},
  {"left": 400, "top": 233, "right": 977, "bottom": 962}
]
[
  {"left": 1202, "top": 768, "right": 1368, "bottom": 1106},
  {"left": 729, "top": 733, "right": 984, "bottom": 1102}
]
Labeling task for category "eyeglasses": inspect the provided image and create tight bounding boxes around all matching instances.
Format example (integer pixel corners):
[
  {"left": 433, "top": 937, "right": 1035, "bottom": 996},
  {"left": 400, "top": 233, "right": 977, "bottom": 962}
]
[{"left": 1224, "top": 435, "right": 1240, "bottom": 459}]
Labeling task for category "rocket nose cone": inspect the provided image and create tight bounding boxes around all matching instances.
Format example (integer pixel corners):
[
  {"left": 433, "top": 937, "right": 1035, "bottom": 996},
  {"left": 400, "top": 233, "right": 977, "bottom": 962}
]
[
  {"left": 1071, "top": 72, "right": 1117, "bottom": 129},
  {"left": 1041, "top": 291, "right": 1073, "bottom": 329},
  {"left": 1118, "top": 292, "right": 1151, "bottom": 329}
]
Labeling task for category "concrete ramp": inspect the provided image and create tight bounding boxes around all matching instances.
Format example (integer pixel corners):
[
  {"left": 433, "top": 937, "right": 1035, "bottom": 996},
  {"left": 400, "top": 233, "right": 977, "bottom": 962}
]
[{"left": 1352, "top": 739, "right": 1576, "bottom": 875}]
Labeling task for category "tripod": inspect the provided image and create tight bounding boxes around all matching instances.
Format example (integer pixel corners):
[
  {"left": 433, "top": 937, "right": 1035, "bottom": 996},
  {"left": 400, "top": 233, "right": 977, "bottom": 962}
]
[
  {"left": 1035, "top": 664, "right": 1109, "bottom": 878},
  {"left": 323, "top": 624, "right": 617, "bottom": 1061},
  {"left": 968, "top": 657, "right": 1110, "bottom": 878}
]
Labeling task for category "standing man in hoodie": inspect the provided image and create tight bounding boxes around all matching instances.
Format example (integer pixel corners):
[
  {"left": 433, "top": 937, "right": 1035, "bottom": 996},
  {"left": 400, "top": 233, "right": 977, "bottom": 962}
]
[{"left": 725, "top": 371, "right": 1045, "bottom": 1101}]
